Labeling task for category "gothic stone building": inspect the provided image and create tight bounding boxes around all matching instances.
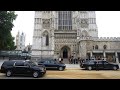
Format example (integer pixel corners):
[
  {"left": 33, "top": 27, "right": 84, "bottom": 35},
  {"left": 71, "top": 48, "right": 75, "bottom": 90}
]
[{"left": 32, "top": 11, "right": 120, "bottom": 63}]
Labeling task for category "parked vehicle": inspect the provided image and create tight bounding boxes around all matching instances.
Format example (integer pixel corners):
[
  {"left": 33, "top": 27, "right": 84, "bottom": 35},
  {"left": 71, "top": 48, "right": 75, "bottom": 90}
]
[
  {"left": 0, "top": 60, "right": 46, "bottom": 78},
  {"left": 80, "top": 60, "right": 119, "bottom": 70},
  {"left": 38, "top": 59, "right": 66, "bottom": 71}
]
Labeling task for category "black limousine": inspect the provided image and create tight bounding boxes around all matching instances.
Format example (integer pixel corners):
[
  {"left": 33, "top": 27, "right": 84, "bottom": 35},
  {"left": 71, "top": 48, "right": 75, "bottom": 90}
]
[
  {"left": 38, "top": 59, "right": 66, "bottom": 71},
  {"left": 80, "top": 60, "right": 119, "bottom": 70}
]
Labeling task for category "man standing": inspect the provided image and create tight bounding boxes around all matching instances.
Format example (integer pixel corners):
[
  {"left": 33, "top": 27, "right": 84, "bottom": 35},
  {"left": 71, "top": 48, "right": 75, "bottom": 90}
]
[
  {"left": 95, "top": 61, "right": 99, "bottom": 71},
  {"left": 58, "top": 57, "right": 61, "bottom": 63}
]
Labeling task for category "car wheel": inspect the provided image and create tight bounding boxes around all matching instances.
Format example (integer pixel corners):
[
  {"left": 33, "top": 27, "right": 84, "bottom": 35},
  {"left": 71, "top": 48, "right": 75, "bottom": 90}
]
[
  {"left": 88, "top": 66, "right": 92, "bottom": 70},
  {"left": 59, "top": 67, "right": 64, "bottom": 71},
  {"left": 33, "top": 71, "right": 39, "bottom": 78},
  {"left": 113, "top": 66, "right": 117, "bottom": 70},
  {"left": 6, "top": 70, "right": 12, "bottom": 77}
]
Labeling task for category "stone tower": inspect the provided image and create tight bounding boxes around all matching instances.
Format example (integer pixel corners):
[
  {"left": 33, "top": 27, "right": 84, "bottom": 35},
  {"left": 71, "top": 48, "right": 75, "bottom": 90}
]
[
  {"left": 16, "top": 31, "right": 26, "bottom": 50},
  {"left": 32, "top": 11, "right": 55, "bottom": 60}
]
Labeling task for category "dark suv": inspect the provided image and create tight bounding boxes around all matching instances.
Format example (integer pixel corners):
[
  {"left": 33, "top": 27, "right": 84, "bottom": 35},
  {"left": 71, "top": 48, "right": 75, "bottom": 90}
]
[
  {"left": 1, "top": 60, "right": 46, "bottom": 78},
  {"left": 80, "top": 60, "right": 119, "bottom": 70},
  {"left": 38, "top": 59, "right": 66, "bottom": 71}
]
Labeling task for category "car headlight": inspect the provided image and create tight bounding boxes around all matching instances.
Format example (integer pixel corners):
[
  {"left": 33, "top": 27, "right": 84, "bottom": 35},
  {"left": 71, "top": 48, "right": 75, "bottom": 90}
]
[{"left": 39, "top": 67, "right": 44, "bottom": 71}]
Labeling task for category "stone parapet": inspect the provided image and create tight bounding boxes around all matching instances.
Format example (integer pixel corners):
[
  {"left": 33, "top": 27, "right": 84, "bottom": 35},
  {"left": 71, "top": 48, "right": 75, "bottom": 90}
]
[
  {"left": 79, "top": 36, "right": 120, "bottom": 41},
  {"left": 94, "top": 37, "right": 120, "bottom": 41}
]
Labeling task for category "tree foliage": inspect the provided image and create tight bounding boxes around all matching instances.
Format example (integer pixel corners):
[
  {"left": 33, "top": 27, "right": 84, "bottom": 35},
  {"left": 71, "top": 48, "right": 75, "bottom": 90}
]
[{"left": 0, "top": 11, "right": 17, "bottom": 50}]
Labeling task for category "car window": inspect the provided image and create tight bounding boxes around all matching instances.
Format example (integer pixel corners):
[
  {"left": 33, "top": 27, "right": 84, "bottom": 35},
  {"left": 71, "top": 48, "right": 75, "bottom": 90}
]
[
  {"left": 2, "top": 61, "right": 14, "bottom": 66},
  {"left": 104, "top": 61, "right": 109, "bottom": 64},
  {"left": 28, "top": 61, "right": 37, "bottom": 66},
  {"left": 98, "top": 61, "right": 102, "bottom": 64},
  {"left": 44, "top": 60, "right": 50, "bottom": 64},
  {"left": 15, "top": 62, "right": 24, "bottom": 66},
  {"left": 87, "top": 61, "right": 95, "bottom": 64},
  {"left": 50, "top": 60, "right": 55, "bottom": 64},
  {"left": 24, "top": 62, "right": 30, "bottom": 66}
]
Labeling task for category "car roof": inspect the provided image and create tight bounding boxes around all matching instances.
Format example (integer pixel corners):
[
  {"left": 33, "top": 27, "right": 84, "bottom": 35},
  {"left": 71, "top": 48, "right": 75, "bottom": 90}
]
[
  {"left": 85, "top": 60, "right": 106, "bottom": 62},
  {"left": 40, "top": 59, "right": 54, "bottom": 61},
  {"left": 4, "top": 60, "right": 30, "bottom": 63}
]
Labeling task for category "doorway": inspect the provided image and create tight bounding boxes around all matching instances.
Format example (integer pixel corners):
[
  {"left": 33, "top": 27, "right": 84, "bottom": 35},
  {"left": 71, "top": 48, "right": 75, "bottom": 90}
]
[
  {"left": 63, "top": 48, "right": 68, "bottom": 58},
  {"left": 60, "top": 46, "right": 71, "bottom": 59}
]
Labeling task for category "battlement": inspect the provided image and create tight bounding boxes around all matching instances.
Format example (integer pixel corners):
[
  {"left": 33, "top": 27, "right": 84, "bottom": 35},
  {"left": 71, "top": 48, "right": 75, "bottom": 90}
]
[
  {"left": 95, "top": 37, "right": 120, "bottom": 41},
  {"left": 79, "top": 36, "right": 120, "bottom": 41}
]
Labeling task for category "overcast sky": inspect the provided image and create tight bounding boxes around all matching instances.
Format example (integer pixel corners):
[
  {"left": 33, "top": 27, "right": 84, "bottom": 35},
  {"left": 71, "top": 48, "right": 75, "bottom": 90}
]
[{"left": 11, "top": 11, "right": 120, "bottom": 46}]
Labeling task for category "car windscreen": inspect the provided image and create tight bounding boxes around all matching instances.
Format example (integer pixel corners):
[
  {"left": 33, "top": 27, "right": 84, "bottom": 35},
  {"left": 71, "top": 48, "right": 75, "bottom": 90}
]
[{"left": 15, "top": 62, "right": 24, "bottom": 66}]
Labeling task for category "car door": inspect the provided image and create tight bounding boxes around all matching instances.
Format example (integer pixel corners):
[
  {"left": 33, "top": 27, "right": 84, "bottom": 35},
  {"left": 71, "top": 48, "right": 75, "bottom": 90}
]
[
  {"left": 22, "top": 62, "right": 32, "bottom": 75},
  {"left": 98, "top": 61, "right": 104, "bottom": 69},
  {"left": 104, "top": 61, "right": 111, "bottom": 69},
  {"left": 14, "top": 62, "right": 25, "bottom": 74},
  {"left": 44, "top": 60, "right": 51, "bottom": 68},
  {"left": 49, "top": 60, "right": 58, "bottom": 69},
  {"left": 44, "top": 60, "right": 58, "bottom": 69}
]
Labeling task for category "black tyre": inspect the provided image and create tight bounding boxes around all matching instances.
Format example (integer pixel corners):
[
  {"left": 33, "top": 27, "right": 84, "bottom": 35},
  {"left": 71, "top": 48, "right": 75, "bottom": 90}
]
[
  {"left": 33, "top": 71, "right": 39, "bottom": 78},
  {"left": 113, "top": 66, "right": 117, "bottom": 70},
  {"left": 87, "top": 66, "right": 92, "bottom": 70},
  {"left": 6, "top": 70, "right": 12, "bottom": 77},
  {"left": 59, "top": 67, "right": 64, "bottom": 71}
]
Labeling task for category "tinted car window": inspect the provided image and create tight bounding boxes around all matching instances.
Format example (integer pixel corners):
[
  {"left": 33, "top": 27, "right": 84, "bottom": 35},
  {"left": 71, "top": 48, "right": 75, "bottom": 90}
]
[
  {"left": 50, "top": 60, "right": 55, "bottom": 64},
  {"left": 28, "top": 61, "right": 37, "bottom": 66},
  {"left": 85, "top": 60, "right": 94, "bottom": 64},
  {"left": 15, "top": 62, "right": 24, "bottom": 66},
  {"left": 104, "top": 61, "right": 109, "bottom": 64},
  {"left": 24, "top": 62, "right": 30, "bottom": 66},
  {"left": 44, "top": 60, "right": 50, "bottom": 64},
  {"left": 2, "top": 61, "right": 15, "bottom": 66},
  {"left": 98, "top": 61, "right": 103, "bottom": 64}
]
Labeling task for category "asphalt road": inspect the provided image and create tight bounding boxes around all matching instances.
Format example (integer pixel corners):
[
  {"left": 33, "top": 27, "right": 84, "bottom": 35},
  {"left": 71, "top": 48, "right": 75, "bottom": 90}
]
[{"left": 0, "top": 68, "right": 120, "bottom": 79}]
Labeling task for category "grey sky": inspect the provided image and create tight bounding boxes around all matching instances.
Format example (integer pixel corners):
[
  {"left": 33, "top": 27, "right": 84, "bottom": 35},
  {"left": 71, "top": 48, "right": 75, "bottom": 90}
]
[{"left": 11, "top": 11, "right": 120, "bottom": 46}]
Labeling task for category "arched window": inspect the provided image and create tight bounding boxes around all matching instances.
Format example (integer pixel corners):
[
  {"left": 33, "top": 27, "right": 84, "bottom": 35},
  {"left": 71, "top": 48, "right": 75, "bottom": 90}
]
[
  {"left": 46, "top": 34, "right": 49, "bottom": 46},
  {"left": 58, "top": 11, "right": 72, "bottom": 30},
  {"left": 95, "top": 45, "right": 98, "bottom": 49},
  {"left": 103, "top": 45, "right": 107, "bottom": 49}
]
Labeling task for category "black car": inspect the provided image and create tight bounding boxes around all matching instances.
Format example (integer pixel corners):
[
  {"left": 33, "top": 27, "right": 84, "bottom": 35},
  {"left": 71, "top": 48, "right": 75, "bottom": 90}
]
[
  {"left": 38, "top": 59, "right": 66, "bottom": 71},
  {"left": 80, "top": 60, "right": 119, "bottom": 70},
  {"left": 0, "top": 60, "right": 46, "bottom": 78}
]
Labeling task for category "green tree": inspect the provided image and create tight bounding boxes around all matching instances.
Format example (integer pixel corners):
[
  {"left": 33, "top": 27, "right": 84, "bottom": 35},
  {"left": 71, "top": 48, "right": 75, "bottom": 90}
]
[{"left": 0, "top": 11, "right": 17, "bottom": 50}]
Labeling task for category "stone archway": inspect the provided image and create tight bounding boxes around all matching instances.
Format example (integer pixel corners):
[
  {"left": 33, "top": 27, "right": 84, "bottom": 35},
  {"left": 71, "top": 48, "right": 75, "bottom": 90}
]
[
  {"left": 60, "top": 46, "right": 71, "bottom": 59},
  {"left": 63, "top": 48, "right": 68, "bottom": 58}
]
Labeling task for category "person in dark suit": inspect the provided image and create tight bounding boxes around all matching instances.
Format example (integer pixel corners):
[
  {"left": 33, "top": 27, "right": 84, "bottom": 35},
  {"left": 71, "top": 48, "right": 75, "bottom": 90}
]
[
  {"left": 95, "top": 61, "right": 99, "bottom": 71},
  {"left": 102, "top": 60, "right": 104, "bottom": 69}
]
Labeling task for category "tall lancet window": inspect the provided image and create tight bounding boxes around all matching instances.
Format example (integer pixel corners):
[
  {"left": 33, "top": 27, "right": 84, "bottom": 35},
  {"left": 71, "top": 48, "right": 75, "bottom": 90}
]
[
  {"left": 46, "top": 34, "right": 49, "bottom": 46},
  {"left": 58, "top": 11, "right": 72, "bottom": 30},
  {"left": 42, "top": 31, "right": 49, "bottom": 46}
]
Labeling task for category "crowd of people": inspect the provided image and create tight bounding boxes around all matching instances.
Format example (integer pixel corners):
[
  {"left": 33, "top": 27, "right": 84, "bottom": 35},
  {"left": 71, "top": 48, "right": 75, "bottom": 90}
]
[{"left": 55, "top": 56, "right": 86, "bottom": 64}]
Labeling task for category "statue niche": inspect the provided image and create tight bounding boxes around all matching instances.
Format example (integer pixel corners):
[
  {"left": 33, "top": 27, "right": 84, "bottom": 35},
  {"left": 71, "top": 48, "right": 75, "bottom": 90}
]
[
  {"left": 80, "top": 19, "right": 88, "bottom": 28},
  {"left": 42, "top": 19, "right": 50, "bottom": 29}
]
